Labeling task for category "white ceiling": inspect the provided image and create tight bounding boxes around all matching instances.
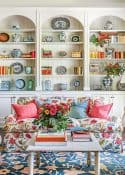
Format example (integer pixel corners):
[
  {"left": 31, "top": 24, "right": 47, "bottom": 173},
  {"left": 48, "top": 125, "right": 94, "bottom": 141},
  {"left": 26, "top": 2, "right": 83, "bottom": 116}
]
[{"left": 0, "top": 0, "right": 125, "bottom": 7}]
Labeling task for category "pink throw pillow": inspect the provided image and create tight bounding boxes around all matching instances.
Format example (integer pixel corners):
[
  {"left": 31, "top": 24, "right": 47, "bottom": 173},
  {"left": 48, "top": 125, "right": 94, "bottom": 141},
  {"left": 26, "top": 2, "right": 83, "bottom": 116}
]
[
  {"left": 86, "top": 99, "right": 104, "bottom": 115},
  {"left": 12, "top": 102, "right": 39, "bottom": 121},
  {"left": 88, "top": 103, "right": 113, "bottom": 120}
]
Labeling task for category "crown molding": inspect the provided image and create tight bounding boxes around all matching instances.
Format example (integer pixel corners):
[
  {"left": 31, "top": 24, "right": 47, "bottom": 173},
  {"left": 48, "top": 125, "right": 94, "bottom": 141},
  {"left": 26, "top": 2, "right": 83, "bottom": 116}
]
[{"left": 0, "top": 0, "right": 125, "bottom": 7}]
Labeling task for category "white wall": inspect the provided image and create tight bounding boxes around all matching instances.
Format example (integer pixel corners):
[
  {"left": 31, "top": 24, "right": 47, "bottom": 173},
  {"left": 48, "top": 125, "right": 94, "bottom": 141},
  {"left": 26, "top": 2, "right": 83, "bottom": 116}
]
[{"left": 0, "top": 0, "right": 125, "bottom": 7}]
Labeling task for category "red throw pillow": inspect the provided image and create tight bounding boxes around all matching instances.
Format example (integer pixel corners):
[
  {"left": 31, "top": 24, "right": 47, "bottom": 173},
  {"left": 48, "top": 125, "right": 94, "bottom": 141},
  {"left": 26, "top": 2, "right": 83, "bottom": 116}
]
[
  {"left": 86, "top": 99, "right": 104, "bottom": 115},
  {"left": 12, "top": 102, "right": 39, "bottom": 121},
  {"left": 88, "top": 103, "right": 113, "bottom": 120}
]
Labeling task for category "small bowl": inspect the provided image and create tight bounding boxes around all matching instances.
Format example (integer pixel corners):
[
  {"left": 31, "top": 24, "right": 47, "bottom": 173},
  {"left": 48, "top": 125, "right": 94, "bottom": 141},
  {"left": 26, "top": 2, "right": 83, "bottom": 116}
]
[{"left": 55, "top": 83, "right": 67, "bottom": 91}]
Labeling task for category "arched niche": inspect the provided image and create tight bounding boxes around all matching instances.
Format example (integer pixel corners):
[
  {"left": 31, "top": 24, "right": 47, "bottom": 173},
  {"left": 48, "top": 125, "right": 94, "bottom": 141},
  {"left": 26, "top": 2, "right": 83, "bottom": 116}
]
[
  {"left": 42, "top": 15, "right": 83, "bottom": 30},
  {"left": 0, "top": 15, "right": 35, "bottom": 29},
  {"left": 90, "top": 16, "right": 125, "bottom": 30}
]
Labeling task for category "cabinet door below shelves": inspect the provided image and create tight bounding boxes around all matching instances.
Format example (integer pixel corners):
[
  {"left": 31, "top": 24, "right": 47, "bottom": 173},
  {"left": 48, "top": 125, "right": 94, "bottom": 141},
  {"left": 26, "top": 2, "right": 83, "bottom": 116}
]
[{"left": 0, "top": 97, "right": 11, "bottom": 126}]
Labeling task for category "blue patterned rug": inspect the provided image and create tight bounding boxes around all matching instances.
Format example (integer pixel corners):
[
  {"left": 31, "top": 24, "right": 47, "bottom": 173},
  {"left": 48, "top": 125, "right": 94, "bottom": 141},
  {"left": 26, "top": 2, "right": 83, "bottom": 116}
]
[{"left": 0, "top": 152, "right": 125, "bottom": 175}]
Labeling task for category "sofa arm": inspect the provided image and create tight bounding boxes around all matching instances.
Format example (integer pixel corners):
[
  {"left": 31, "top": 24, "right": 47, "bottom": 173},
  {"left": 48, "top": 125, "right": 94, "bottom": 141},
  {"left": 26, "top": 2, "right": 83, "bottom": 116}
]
[
  {"left": 2, "top": 114, "right": 39, "bottom": 152},
  {"left": 122, "top": 107, "right": 125, "bottom": 129},
  {"left": 4, "top": 114, "right": 17, "bottom": 125}
]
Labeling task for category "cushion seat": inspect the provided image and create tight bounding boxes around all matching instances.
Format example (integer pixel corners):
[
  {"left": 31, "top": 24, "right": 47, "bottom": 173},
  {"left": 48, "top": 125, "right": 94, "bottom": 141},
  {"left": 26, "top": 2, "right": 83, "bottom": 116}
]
[
  {"left": 78, "top": 118, "right": 121, "bottom": 132},
  {"left": 69, "top": 117, "right": 122, "bottom": 152}
]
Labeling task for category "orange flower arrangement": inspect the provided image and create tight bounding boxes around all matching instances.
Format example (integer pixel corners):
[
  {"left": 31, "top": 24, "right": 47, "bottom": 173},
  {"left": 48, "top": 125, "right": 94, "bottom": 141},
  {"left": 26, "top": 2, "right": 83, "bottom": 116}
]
[
  {"left": 105, "top": 63, "right": 125, "bottom": 76},
  {"left": 33, "top": 102, "right": 70, "bottom": 131}
]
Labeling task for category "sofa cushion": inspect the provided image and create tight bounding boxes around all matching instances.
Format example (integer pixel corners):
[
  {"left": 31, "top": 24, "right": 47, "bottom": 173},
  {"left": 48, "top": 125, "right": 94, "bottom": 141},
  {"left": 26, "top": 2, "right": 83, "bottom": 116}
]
[
  {"left": 69, "top": 99, "right": 89, "bottom": 119},
  {"left": 70, "top": 117, "right": 121, "bottom": 133},
  {"left": 87, "top": 98, "right": 113, "bottom": 120},
  {"left": 12, "top": 102, "right": 39, "bottom": 121},
  {"left": 88, "top": 103, "right": 113, "bottom": 120}
]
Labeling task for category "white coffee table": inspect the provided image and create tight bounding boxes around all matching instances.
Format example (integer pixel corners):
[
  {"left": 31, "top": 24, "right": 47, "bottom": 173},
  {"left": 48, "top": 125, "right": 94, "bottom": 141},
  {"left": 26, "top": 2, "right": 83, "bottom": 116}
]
[{"left": 27, "top": 133, "right": 102, "bottom": 175}]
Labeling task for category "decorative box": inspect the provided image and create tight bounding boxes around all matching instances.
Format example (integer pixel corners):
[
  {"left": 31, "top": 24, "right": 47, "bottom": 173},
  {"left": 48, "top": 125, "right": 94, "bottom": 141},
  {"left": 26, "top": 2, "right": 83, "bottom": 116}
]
[
  {"left": 71, "top": 51, "right": 82, "bottom": 58},
  {"left": 42, "top": 50, "right": 52, "bottom": 58},
  {"left": 90, "top": 64, "right": 100, "bottom": 73},
  {"left": 41, "top": 66, "right": 52, "bottom": 75},
  {"left": 118, "top": 35, "right": 125, "bottom": 43}
]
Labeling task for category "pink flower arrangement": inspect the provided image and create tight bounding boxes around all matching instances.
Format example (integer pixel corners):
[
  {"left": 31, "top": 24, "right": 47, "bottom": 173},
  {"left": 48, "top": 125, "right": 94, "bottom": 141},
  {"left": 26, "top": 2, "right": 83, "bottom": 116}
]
[{"left": 34, "top": 102, "right": 70, "bottom": 131}]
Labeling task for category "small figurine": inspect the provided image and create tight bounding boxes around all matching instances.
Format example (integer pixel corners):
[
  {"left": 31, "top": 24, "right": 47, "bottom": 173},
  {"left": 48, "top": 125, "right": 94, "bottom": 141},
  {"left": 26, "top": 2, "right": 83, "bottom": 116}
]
[
  {"left": 104, "top": 21, "right": 113, "bottom": 30},
  {"left": 59, "top": 32, "right": 66, "bottom": 42},
  {"left": 11, "top": 24, "right": 20, "bottom": 30},
  {"left": 11, "top": 33, "right": 21, "bottom": 42}
]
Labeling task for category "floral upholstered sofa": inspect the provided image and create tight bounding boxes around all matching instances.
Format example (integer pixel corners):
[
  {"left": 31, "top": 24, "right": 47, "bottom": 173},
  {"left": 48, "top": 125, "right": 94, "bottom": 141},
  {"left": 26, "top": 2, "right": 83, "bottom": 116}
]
[{"left": 2, "top": 96, "right": 123, "bottom": 153}]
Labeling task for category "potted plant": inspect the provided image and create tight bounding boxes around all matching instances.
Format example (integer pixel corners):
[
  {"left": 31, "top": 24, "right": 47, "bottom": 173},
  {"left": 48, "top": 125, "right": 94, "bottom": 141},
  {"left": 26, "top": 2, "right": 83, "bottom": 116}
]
[
  {"left": 105, "top": 63, "right": 125, "bottom": 76},
  {"left": 103, "top": 63, "right": 125, "bottom": 90},
  {"left": 33, "top": 102, "right": 70, "bottom": 132},
  {"left": 90, "top": 32, "right": 109, "bottom": 47}
]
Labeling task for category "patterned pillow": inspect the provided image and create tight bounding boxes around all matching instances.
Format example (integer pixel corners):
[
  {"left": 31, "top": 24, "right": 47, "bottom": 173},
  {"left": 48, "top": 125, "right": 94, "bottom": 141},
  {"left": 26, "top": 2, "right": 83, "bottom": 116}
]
[
  {"left": 35, "top": 97, "right": 61, "bottom": 107},
  {"left": 87, "top": 98, "right": 113, "bottom": 120}
]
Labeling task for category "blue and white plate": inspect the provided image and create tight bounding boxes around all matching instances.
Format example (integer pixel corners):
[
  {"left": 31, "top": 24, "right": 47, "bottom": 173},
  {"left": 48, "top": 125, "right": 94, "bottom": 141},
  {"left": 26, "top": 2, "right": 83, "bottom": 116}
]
[
  {"left": 56, "top": 66, "right": 67, "bottom": 75},
  {"left": 15, "top": 79, "right": 25, "bottom": 89},
  {"left": 10, "top": 62, "right": 23, "bottom": 74}
]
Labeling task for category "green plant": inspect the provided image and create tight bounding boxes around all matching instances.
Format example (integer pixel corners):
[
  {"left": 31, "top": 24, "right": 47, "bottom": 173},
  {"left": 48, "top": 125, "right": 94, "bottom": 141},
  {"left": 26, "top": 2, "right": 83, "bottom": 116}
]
[
  {"left": 33, "top": 102, "right": 70, "bottom": 131},
  {"left": 90, "top": 34, "right": 106, "bottom": 47},
  {"left": 105, "top": 63, "right": 125, "bottom": 76}
]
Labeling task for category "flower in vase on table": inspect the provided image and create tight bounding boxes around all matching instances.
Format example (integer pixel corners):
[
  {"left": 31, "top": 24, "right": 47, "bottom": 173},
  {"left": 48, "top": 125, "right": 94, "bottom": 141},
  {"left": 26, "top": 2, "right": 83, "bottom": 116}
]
[
  {"left": 33, "top": 102, "right": 70, "bottom": 131},
  {"left": 105, "top": 63, "right": 125, "bottom": 76}
]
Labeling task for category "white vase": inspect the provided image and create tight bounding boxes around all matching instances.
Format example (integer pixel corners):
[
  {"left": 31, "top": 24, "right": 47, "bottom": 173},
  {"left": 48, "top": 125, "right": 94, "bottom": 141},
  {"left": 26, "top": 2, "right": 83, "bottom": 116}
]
[{"left": 111, "top": 76, "right": 119, "bottom": 91}]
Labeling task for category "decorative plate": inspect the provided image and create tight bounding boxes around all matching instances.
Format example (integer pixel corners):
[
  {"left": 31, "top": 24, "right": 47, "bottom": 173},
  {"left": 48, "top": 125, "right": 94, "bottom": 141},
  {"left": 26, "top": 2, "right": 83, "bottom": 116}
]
[
  {"left": 0, "top": 33, "right": 9, "bottom": 42},
  {"left": 56, "top": 66, "right": 67, "bottom": 75},
  {"left": 51, "top": 17, "right": 70, "bottom": 30},
  {"left": 15, "top": 79, "right": 25, "bottom": 89},
  {"left": 10, "top": 62, "right": 23, "bottom": 74}
]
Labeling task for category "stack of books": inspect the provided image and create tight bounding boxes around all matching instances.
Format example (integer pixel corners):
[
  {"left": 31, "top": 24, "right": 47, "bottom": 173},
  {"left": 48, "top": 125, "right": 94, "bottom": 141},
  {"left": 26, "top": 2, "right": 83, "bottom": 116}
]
[
  {"left": 71, "top": 131, "right": 91, "bottom": 142},
  {"left": 35, "top": 131, "right": 67, "bottom": 146}
]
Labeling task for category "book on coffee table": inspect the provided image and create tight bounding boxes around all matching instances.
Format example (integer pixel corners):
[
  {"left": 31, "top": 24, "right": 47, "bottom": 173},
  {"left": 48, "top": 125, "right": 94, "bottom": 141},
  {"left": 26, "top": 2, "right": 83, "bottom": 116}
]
[
  {"left": 71, "top": 131, "right": 91, "bottom": 142},
  {"left": 35, "top": 131, "right": 67, "bottom": 146}
]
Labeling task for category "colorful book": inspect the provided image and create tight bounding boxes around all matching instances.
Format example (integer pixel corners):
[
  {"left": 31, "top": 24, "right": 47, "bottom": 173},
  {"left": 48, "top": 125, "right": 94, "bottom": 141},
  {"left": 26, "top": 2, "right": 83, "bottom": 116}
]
[
  {"left": 36, "top": 137, "right": 66, "bottom": 142},
  {"left": 71, "top": 131, "right": 91, "bottom": 142},
  {"left": 35, "top": 131, "right": 67, "bottom": 142}
]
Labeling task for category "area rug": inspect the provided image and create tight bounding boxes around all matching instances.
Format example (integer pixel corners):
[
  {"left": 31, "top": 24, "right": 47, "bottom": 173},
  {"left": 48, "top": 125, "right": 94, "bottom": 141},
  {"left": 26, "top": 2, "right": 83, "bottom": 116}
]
[{"left": 0, "top": 152, "right": 125, "bottom": 175}]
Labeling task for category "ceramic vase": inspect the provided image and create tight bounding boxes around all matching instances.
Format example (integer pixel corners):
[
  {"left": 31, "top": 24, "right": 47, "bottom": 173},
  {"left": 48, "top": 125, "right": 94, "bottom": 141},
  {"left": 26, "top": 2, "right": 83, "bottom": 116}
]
[
  {"left": 102, "top": 75, "right": 112, "bottom": 90},
  {"left": 111, "top": 76, "right": 119, "bottom": 91}
]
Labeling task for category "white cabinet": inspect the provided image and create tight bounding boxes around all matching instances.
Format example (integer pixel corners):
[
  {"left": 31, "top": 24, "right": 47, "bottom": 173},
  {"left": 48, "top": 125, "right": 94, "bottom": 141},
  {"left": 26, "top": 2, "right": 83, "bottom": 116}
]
[
  {"left": 0, "top": 97, "right": 12, "bottom": 125},
  {"left": 88, "top": 8, "right": 125, "bottom": 91},
  {"left": 0, "top": 8, "right": 125, "bottom": 124},
  {"left": 0, "top": 12, "right": 36, "bottom": 91},
  {"left": 40, "top": 14, "right": 84, "bottom": 91},
  {"left": 0, "top": 8, "right": 125, "bottom": 93},
  {"left": 88, "top": 12, "right": 125, "bottom": 91}
]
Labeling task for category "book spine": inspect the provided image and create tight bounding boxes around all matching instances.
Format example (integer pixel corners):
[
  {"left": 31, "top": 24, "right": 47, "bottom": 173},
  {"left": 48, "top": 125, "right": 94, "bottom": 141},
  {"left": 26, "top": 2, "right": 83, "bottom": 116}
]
[
  {"left": 72, "top": 138, "right": 91, "bottom": 142},
  {"left": 36, "top": 137, "right": 66, "bottom": 142}
]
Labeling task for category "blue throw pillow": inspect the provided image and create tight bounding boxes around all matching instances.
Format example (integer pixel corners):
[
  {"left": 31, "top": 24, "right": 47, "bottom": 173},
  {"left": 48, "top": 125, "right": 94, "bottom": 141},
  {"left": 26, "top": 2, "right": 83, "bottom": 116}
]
[{"left": 69, "top": 100, "right": 89, "bottom": 119}]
